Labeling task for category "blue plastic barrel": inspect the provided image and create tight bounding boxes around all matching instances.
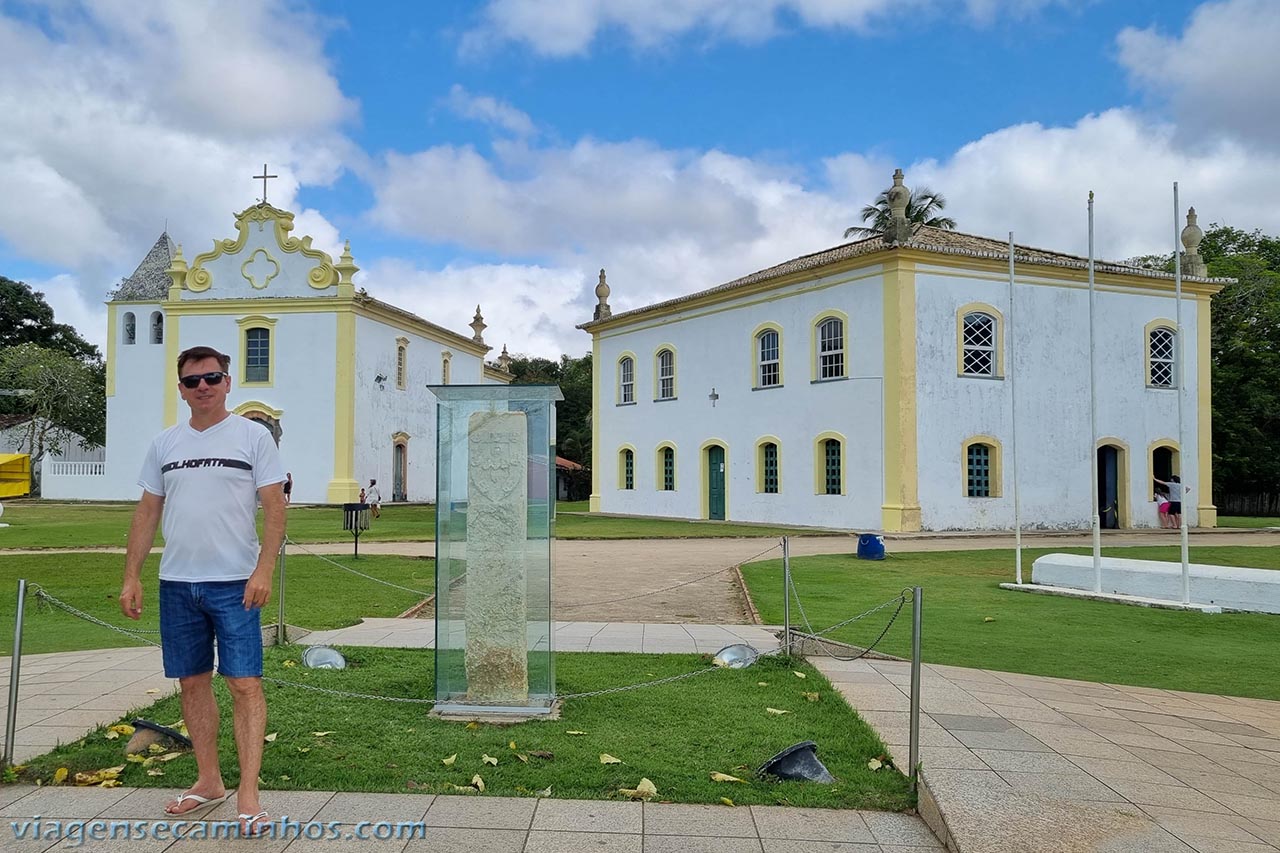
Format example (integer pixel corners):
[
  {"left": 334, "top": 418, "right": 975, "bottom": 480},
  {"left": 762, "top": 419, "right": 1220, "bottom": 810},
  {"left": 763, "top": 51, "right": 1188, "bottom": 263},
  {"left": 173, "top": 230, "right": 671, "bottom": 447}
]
[{"left": 856, "top": 534, "right": 885, "bottom": 560}]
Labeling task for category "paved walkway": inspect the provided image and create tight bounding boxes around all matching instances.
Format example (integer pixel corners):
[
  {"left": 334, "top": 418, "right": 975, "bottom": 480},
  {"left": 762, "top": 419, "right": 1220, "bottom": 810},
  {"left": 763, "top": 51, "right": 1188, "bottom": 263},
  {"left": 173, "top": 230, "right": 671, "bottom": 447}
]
[{"left": 811, "top": 656, "right": 1280, "bottom": 852}]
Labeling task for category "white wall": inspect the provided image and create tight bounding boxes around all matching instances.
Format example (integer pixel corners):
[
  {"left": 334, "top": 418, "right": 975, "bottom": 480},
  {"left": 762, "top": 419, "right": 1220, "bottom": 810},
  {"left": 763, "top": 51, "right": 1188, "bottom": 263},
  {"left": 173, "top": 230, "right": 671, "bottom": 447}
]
[
  {"left": 595, "top": 266, "right": 887, "bottom": 529},
  {"left": 914, "top": 266, "right": 1201, "bottom": 530},
  {"left": 184, "top": 229, "right": 335, "bottom": 300}
]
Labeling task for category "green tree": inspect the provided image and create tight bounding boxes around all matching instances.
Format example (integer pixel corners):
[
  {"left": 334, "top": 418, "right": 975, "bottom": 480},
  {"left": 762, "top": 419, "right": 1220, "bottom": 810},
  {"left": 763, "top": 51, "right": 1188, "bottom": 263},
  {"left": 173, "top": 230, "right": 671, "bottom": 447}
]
[
  {"left": 844, "top": 186, "right": 957, "bottom": 239},
  {"left": 0, "top": 276, "right": 101, "bottom": 363},
  {"left": 0, "top": 343, "right": 106, "bottom": 456},
  {"left": 507, "top": 352, "right": 593, "bottom": 466}
]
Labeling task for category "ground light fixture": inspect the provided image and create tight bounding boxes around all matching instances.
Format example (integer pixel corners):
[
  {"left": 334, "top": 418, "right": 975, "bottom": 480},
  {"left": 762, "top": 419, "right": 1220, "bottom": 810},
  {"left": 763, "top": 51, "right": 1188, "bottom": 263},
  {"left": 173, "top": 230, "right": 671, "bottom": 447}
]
[
  {"left": 757, "top": 741, "right": 836, "bottom": 784},
  {"left": 302, "top": 646, "right": 347, "bottom": 670},
  {"left": 711, "top": 644, "right": 759, "bottom": 668}
]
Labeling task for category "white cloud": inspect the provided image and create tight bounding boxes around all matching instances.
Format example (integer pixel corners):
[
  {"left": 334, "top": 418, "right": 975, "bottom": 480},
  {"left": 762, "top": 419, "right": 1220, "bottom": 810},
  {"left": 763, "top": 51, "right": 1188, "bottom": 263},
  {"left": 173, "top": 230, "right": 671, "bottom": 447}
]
[
  {"left": 462, "top": 0, "right": 1069, "bottom": 56},
  {"left": 1117, "top": 0, "right": 1280, "bottom": 147},
  {"left": 444, "top": 85, "right": 537, "bottom": 137},
  {"left": 29, "top": 274, "right": 109, "bottom": 356}
]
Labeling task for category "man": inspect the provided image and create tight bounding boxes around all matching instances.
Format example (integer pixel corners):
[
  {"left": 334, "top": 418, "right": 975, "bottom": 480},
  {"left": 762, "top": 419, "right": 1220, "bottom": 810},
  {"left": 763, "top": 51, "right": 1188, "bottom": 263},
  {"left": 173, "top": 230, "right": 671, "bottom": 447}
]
[
  {"left": 119, "top": 345, "right": 285, "bottom": 837},
  {"left": 366, "top": 478, "right": 382, "bottom": 518}
]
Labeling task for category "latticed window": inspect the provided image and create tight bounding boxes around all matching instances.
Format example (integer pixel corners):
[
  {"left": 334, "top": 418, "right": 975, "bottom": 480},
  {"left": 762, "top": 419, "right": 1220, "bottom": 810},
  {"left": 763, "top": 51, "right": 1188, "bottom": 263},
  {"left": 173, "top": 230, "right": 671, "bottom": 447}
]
[
  {"left": 623, "top": 450, "right": 634, "bottom": 490},
  {"left": 762, "top": 442, "right": 778, "bottom": 494},
  {"left": 818, "top": 318, "right": 844, "bottom": 379},
  {"left": 442, "top": 354, "right": 451, "bottom": 385},
  {"left": 657, "top": 349, "right": 675, "bottom": 399},
  {"left": 962, "top": 312, "right": 996, "bottom": 376},
  {"left": 967, "top": 444, "right": 992, "bottom": 497},
  {"left": 758, "top": 330, "right": 780, "bottom": 387},
  {"left": 824, "top": 439, "right": 841, "bottom": 495},
  {"left": 662, "top": 447, "right": 675, "bottom": 491},
  {"left": 246, "top": 328, "right": 270, "bottom": 382},
  {"left": 619, "top": 357, "right": 634, "bottom": 403},
  {"left": 1149, "top": 327, "right": 1175, "bottom": 387},
  {"left": 396, "top": 345, "right": 406, "bottom": 389}
]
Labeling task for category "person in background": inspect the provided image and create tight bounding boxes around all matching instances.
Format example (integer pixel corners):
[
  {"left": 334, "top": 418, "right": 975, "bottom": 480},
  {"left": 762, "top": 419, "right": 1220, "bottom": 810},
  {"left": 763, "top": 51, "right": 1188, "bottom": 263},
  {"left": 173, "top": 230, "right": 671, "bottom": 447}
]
[
  {"left": 1154, "top": 475, "right": 1190, "bottom": 529},
  {"left": 283, "top": 472, "right": 293, "bottom": 506},
  {"left": 1155, "top": 482, "right": 1172, "bottom": 529},
  {"left": 366, "top": 478, "right": 382, "bottom": 519}
]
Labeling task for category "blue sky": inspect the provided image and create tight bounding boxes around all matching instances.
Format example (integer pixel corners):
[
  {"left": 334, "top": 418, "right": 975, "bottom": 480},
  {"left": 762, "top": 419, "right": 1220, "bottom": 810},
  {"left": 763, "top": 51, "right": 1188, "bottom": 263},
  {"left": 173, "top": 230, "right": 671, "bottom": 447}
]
[{"left": 2, "top": 0, "right": 1277, "bottom": 357}]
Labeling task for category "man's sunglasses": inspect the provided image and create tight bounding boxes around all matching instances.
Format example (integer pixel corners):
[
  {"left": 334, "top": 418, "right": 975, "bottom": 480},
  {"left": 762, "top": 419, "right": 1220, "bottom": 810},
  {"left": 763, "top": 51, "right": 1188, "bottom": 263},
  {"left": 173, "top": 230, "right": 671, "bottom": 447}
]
[{"left": 179, "top": 371, "right": 228, "bottom": 389}]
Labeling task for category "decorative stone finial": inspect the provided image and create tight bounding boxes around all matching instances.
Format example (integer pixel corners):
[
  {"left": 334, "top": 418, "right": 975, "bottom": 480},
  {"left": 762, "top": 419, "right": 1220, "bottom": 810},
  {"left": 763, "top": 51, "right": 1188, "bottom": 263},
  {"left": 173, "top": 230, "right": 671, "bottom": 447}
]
[
  {"left": 498, "top": 344, "right": 513, "bottom": 372},
  {"left": 335, "top": 239, "right": 360, "bottom": 285},
  {"left": 883, "top": 168, "right": 914, "bottom": 246},
  {"left": 1181, "top": 207, "right": 1208, "bottom": 277},
  {"left": 167, "top": 243, "right": 188, "bottom": 292},
  {"left": 593, "top": 268, "right": 612, "bottom": 320},
  {"left": 470, "top": 305, "right": 487, "bottom": 344}
]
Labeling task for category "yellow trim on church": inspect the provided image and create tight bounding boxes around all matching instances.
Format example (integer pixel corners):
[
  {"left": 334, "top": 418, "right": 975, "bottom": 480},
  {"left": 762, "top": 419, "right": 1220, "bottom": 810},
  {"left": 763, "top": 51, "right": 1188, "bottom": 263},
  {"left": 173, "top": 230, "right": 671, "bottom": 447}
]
[
  {"left": 882, "top": 258, "right": 920, "bottom": 532},
  {"left": 163, "top": 314, "right": 180, "bottom": 427},
  {"left": 328, "top": 307, "right": 359, "bottom": 503},
  {"left": 589, "top": 333, "right": 602, "bottom": 511},
  {"left": 185, "top": 203, "right": 337, "bottom": 294},
  {"left": 1196, "top": 295, "right": 1217, "bottom": 526}
]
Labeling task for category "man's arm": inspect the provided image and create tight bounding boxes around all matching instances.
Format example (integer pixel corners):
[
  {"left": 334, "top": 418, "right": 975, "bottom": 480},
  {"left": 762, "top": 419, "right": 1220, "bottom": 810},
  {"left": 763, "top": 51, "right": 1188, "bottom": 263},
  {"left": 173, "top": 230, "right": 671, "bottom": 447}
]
[
  {"left": 244, "top": 482, "right": 286, "bottom": 609},
  {"left": 120, "top": 491, "right": 164, "bottom": 620}
]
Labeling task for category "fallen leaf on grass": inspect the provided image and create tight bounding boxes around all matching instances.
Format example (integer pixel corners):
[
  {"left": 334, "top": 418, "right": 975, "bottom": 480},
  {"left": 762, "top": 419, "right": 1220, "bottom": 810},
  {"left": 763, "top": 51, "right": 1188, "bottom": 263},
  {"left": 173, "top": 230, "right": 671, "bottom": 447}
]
[
  {"left": 312, "top": 731, "right": 335, "bottom": 737},
  {"left": 145, "top": 689, "right": 160, "bottom": 695},
  {"left": 74, "top": 766, "right": 125, "bottom": 786},
  {"left": 792, "top": 671, "right": 806, "bottom": 679},
  {"left": 566, "top": 731, "right": 586, "bottom": 736},
  {"left": 442, "top": 754, "right": 458, "bottom": 767},
  {"left": 617, "top": 778, "right": 657, "bottom": 800},
  {"left": 509, "top": 740, "right": 517, "bottom": 750},
  {"left": 983, "top": 616, "right": 996, "bottom": 623},
  {"left": 264, "top": 733, "right": 278, "bottom": 743},
  {"left": 125, "top": 754, "right": 147, "bottom": 764},
  {"left": 482, "top": 754, "right": 498, "bottom": 766},
  {"left": 465, "top": 721, "right": 480, "bottom": 731},
  {"left": 297, "top": 747, "right": 311, "bottom": 753},
  {"left": 103, "top": 724, "right": 134, "bottom": 740},
  {"left": 537, "top": 786, "right": 553, "bottom": 798},
  {"left": 710, "top": 772, "right": 746, "bottom": 783},
  {"left": 600, "top": 754, "right": 623, "bottom": 764},
  {"left": 146, "top": 769, "right": 164, "bottom": 777},
  {"left": 156, "top": 752, "right": 182, "bottom": 762},
  {"left": 801, "top": 692, "right": 820, "bottom": 702},
  {"left": 282, "top": 660, "right": 297, "bottom": 668},
  {"left": 449, "top": 784, "right": 477, "bottom": 794},
  {"left": 147, "top": 744, "right": 166, "bottom": 755},
  {"left": 279, "top": 775, "right": 291, "bottom": 781},
  {"left": 529, "top": 750, "right": 554, "bottom": 760},
  {"left": 868, "top": 758, "right": 883, "bottom": 771},
  {"left": 52, "top": 768, "right": 68, "bottom": 785},
  {"left": 471, "top": 774, "right": 485, "bottom": 792},
  {"left": 756, "top": 682, "right": 769, "bottom": 687},
  {"left": 514, "top": 753, "right": 529, "bottom": 763},
  {"left": 720, "top": 797, "right": 735, "bottom": 807},
  {"left": 765, "top": 708, "right": 790, "bottom": 716}
]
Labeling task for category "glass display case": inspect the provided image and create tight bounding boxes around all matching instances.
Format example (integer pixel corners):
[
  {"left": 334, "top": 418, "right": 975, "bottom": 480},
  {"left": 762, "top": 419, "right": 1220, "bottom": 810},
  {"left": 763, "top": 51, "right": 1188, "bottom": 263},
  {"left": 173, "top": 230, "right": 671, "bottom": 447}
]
[{"left": 428, "top": 384, "right": 563, "bottom": 714}]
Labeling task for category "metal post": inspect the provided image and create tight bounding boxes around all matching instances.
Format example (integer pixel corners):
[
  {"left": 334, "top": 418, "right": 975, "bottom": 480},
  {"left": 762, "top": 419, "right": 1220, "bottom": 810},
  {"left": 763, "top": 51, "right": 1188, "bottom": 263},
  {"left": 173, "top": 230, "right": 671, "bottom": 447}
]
[
  {"left": 781, "top": 537, "right": 791, "bottom": 656},
  {"left": 1009, "top": 232, "right": 1023, "bottom": 584},
  {"left": 4, "top": 580, "right": 28, "bottom": 768},
  {"left": 909, "top": 586, "right": 922, "bottom": 791},
  {"left": 1174, "top": 183, "right": 1191, "bottom": 603},
  {"left": 1088, "top": 192, "right": 1102, "bottom": 592},
  {"left": 276, "top": 540, "right": 287, "bottom": 647}
]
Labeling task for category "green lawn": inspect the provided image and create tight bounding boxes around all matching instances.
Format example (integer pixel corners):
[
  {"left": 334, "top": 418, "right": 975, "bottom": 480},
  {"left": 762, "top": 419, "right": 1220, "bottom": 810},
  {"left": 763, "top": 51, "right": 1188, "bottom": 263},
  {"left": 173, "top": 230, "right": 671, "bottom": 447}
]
[
  {"left": 0, "top": 501, "right": 835, "bottom": 549},
  {"left": 0, "top": 553, "right": 433, "bottom": 655},
  {"left": 1217, "top": 516, "right": 1280, "bottom": 528},
  {"left": 742, "top": 545, "right": 1280, "bottom": 700},
  {"left": 18, "top": 649, "right": 912, "bottom": 812}
]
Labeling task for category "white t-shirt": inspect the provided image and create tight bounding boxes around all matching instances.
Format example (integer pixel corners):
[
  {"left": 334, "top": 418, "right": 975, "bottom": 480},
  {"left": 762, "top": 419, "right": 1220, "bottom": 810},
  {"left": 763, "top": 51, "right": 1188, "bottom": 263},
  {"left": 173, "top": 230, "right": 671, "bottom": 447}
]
[{"left": 137, "top": 414, "right": 286, "bottom": 582}]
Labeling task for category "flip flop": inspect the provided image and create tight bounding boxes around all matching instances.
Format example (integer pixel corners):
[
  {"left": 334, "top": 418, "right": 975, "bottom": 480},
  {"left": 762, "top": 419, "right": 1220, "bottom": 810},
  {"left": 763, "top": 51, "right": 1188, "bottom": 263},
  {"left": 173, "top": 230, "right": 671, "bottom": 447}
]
[
  {"left": 163, "top": 790, "right": 228, "bottom": 817},
  {"left": 238, "top": 810, "right": 270, "bottom": 838}
]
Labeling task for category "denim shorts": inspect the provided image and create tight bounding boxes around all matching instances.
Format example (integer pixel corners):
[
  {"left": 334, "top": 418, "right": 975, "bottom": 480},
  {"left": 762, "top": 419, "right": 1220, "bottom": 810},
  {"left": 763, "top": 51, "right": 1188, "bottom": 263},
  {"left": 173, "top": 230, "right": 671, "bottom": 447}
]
[{"left": 159, "top": 580, "right": 263, "bottom": 679}]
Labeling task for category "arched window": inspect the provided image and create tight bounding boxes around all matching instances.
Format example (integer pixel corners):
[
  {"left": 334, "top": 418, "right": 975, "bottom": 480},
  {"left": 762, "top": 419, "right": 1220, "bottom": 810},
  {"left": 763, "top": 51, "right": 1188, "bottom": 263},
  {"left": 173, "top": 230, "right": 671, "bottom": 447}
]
[
  {"left": 245, "top": 328, "right": 270, "bottom": 383},
  {"left": 618, "top": 356, "right": 635, "bottom": 404},
  {"left": 660, "top": 446, "right": 675, "bottom": 491},
  {"left": 442, "top": 351, "right": 452, "bottom": 385},
  {"left": 961, "top": 312, "right": 996, "bottom": 376},
  {"left": 396, "top": 338, "right": 409, "bottom": 390},
  {"left": 817, "top": 317, "right": 844, "bottom": 379},
  {"left": 1149, "top": 326, "right": 1176, "bottom": 388},
  {"left": 962, "top": 436, "right": 1003, "bottom": 498},
  {"left": 621, "top": 449, "right": 635, "bottom": 490},
  {"left": 823, "top": 438, "right": 842, "bottom": 494},
  {"left": 761, "top": 442, "right": 779, "bottom": 493},
  {"left": 656, "top": 349, "right": 675, "bottom": 400},
  {"left": 150, "top": 311, "right": 163, "bottom": 344},
  {"left": 123, "top": 312, "right": 136, "bottom": 345},
  {"left": 757, "top": 329, "right": 780, "bottom": 387}
]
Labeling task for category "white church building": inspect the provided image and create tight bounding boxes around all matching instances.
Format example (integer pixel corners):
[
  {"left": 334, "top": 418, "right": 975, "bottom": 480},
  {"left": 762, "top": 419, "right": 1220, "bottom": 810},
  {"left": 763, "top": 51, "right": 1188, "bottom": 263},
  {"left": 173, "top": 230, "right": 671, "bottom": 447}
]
[
  {"left": 43, "top": 200, "right": 512, "bottom": 505},
  {"left": 580, "top": 172, "right": 1224, "bottom": 532}
]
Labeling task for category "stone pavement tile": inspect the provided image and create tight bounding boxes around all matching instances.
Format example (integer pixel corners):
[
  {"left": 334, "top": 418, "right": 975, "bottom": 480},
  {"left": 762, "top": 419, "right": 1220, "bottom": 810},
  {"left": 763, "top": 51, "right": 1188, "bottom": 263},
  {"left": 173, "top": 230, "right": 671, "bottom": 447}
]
[
  {"left": 917, "top": 746, "right": 988, "bottom": 770},
  {"left": 1119, "top": 710, "right": 1208, "bottom": 730},
  {"left": 984, "top": 703, "right": 1075, "bottom": 726},
  {"left": 312, "top": 792, "right": 434, "bottom": 824},
  {"left": 996, "top": 770, "right": 1126, "bottom": 802},
  {"left": 0, "top": 785, "right": 39, "bottom": 811},
  {"left": 1206, "top": 790, "right": 1280, "bottom": 821},
  {"left": 33, "top": 709, "right": 129, "bottom": 729},
  {"left": 1139, "top": 805, "right": 1273, "bottom": 844},
  {"left": 962, "top": 689, "right": 1042, "bottom": 708},
  {"left": 949, "top": 729, "right": 1051, "bottom": 752},
  {"left": 1186, "top": 742, "right": 1280, "bottom": 765},
  {"left": 928, "top": 714, "right": 1014, "bottom": 733},
  {"left": 870, "top": 726, "right": 964, "bottom": 750},
  {"left": 204, "top": 791, "right": 337, "bottom": 824},
  {"left": 919, "top": 768, "right": 1012, "bottom": 795},
  {"left": 1179, "top": 838, "right": 1278, "bottom": 852},
  {"left": 646, "top": 837, "right": 762, "bottom": 853},
  {"left": 759, "top": 842, "right": 876, "bottom": 852},
  {"left": 1197, "top": 719, "right": 1275, "bottom": 738},
  {"left": 402, "top": 827, "right": 526, "bottom": 852},
  {"left": 96, "top": 787, "right": 191, "bottom": 819},
  {"left": 642, "top": 803, "right": 757, "bottom": 838},
  {"left": 1226, "top": 734, "right": 1280, "bottom": 755},
  {"left": 1239, "top": 817, "right": 1280, "bottom": 847},
  {"left": 1098, "top": 731, "right": 1197, "bottom": 754},
  {"left": 860, "top": 811, "right": 941, "bottom": 847},
  {"left": 11, "top": 694, "right": 85, "bottom": 710},
  {"left": 276, "top": 834, "right": 414, "bottom": 853},
  {"left": 822, "top": 671, "right": 889, "bottom": 685},
  {"left": 1163, "top": 767, "right": 1278, "bottom": 798},
  {"left": 532, "top": 799, "right": 642, "bottom": 834},
  {"left": 833, "top": 685, "right": 909, "bottom": 712},
  {"left": 972, "top": 749, "right": 1081, "bottom": 773},
  {"left": 524, "top": 830, "right": 640, "bottom": 852},
  {"left": 1142, "top": 725, "right": 1239, "bottom": 747},
  {"left": 424, "top": 795, "right": 536, "bottom": 830},
  {"left": 1067, "top": 756, "right": 1181, "bottom": 785},
  {"left": 1047, "top": 738, "right": 1141, "bottom": 761},
  {"left": 1124, "top": 746, "right": 1235, "bottom": 773},
  {"left": 1039, "top": 699, "right": 1127, "bottom": 719},
  {"left": 1100, "top": 778, "right": 1234, "bottom": 813},
  {"left": 41, "top": 835, "right": 180, "bottom": 853},
  {"left": 859, "top": 711, "right": 941, "bottom": 731},
  {"left": 749, "top": 806, "right": 874, "bottom": 843},
  {"left": 0, "top": 785, "right": 131, "bottom": 818},
  {"left": 1215, "top": 758, "right": 1280, "bottom": 786},
  {"left": 1065, "top": 714, "right": 1154, "bottom": 736}
]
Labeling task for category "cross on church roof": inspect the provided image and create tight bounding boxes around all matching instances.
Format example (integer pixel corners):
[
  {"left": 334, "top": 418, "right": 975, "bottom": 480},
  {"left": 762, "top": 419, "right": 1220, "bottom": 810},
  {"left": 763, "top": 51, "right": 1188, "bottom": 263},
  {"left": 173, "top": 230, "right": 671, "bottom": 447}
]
[{"left": 253, "top": 164, "right": 278, "bottom": 203}]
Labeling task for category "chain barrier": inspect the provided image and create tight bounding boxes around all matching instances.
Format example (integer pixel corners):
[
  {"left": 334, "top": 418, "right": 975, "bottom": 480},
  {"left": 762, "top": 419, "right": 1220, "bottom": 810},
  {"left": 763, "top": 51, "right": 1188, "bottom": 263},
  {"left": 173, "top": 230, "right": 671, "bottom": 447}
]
[
  {"left": 558, "top": 540, "right": 781, "bottom": 609},
  {"left": 787, "top": 573, "right": 910, "bottom": 662},
  {"left": 285, "top": 537, "right": 433, "bottom": 598},
  {"left": 31, "top": 587, "right": 162, "bottom": 647}
]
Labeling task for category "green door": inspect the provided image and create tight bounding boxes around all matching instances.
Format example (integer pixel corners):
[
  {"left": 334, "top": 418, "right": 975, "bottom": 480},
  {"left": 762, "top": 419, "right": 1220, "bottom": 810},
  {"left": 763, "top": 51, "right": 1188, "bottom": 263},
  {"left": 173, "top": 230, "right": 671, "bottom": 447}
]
[{"left": 707, "top": 445, "right": 726, "bottom": 520}]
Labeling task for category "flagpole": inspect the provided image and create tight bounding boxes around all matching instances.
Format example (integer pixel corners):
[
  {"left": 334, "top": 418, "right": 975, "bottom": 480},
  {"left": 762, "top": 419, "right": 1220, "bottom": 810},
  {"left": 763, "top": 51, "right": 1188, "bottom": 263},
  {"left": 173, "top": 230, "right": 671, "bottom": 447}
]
[
  {"left": 1174, "top": 182, "right": 1191, "bottom": 602},
  {"left": 1089, "top": 192, "right": 1102, "bottom": 592},
  {"left": 1009, "top": 232, "right": 1023, "bottom": 584}
]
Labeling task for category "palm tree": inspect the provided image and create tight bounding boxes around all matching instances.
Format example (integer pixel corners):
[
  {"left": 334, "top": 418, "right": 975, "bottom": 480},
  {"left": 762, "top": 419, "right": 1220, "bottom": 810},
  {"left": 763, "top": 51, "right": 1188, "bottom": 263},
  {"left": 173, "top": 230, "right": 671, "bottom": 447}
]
[{"left": 844, "top": 186, "right": 957, "bottom": 239}]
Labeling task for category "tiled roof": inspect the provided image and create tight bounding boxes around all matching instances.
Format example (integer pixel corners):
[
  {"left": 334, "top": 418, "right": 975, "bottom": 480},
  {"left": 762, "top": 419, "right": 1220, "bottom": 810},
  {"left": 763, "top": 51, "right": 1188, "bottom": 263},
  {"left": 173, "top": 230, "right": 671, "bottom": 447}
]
[
  {"left": 580, "top": 225, "right": 1232, "bottom": 329},
  {"left": 0, "top": 414, "right": 31, "bottom": 430},
  {"left": 110, "top": 233, "right": 176, "bottom": 301}
]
